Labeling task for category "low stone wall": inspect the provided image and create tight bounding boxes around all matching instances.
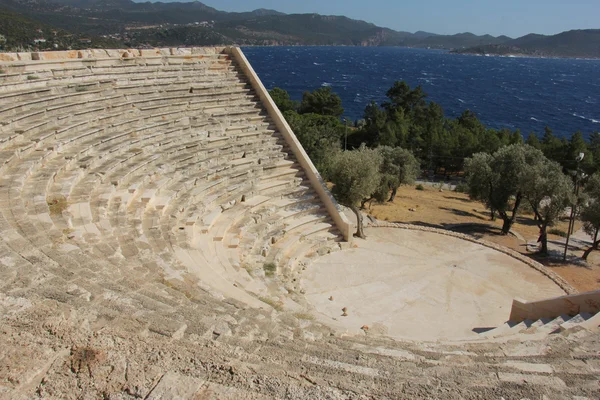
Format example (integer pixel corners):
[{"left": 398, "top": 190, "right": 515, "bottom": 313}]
[
  {"left": 226, "top": 47, "right": 354, "bottom": 242},
  {"left": 369, "top": 221, "right": 577, "bottom": 295},
  {"left": 509, "top": 291, "right": 600, "bottom": 322}
]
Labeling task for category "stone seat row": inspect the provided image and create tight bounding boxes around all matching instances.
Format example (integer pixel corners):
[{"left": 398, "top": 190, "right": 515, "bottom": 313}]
[
  {"left": 22, "top": 122, "right": 285, "bottom": 233},
  {"left": 1, "top": 92, "right": 257, "bottom": 140},
  {"left": 0, "top": 65, "right": 244, "bottom": 100},
  {"left": 0, "top": 93, "right": 263, "bottom": 164},
  {"left": 17, "top": 128, "right": 300, "bottom": 294},
  {"left": 0, "top": 118, "right": 270, "bottom": 202},
  {"left": 0, "top": 52, "right": 231, "bottom": 76},
  {"left": 0, "top": 73, "right": 247, "bottom": 114},
  {"left": 7, "top": 108, "right": 282, "bottom": 231},
  {"left": 0, "top": 57, "right": 236, "bottom": 92},
  {"left": 0, "top": 77, "right": 251, "bottom": 123}
]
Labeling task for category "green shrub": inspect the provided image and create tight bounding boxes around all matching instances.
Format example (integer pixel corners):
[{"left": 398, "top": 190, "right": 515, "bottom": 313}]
[
  {"left": 415, "top": 184, "right": 425, "bottom": 191},
  {"left": 548, "top": 228, "right": 567, "bottom": 238},
  {"left": 26, "top": 75, "right": 39, "bottom": 80},
  {"left": 454, "top": 182, "right": 469, "bottom": 193},
  {"left": 263, "top": 262, "right": 277, "bottom": 277}
]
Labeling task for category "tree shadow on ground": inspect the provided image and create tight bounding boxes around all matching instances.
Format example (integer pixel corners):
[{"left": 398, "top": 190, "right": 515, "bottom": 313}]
[
  {"left": 402, "top": 221, "right": 446, "bottom": 230},
  {"left": 447, "top": 223, "right": 503, "bottom": 239},
  {"left": 515, "top": 215, "right": 539, "bottom": 227},
  {"left": 528, "top": 248, "right": 592, "bottom": 269},
  {"left": 443, "top": 195, "right": 473, "bottom": 204},
  {"left": 439, "top": 207, "right": 488, "bottom": 221}
]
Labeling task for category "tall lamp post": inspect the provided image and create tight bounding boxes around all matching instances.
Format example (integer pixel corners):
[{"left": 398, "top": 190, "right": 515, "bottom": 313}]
[
  {"left": 343, "top": 118, "right": 348, "bottom": 151},
  {"left": 563, "top": 152, "right": 585, "bottom": 261}
]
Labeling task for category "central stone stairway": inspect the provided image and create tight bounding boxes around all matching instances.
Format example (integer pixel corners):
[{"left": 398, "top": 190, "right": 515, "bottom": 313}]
[{"left": 0, "top": 48, "right": 598, "bottom": 399}]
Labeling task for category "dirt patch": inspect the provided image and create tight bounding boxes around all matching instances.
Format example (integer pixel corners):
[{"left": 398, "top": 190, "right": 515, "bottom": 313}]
[{"left": 366, "top": 185, "right": 600, "bottom": 293}]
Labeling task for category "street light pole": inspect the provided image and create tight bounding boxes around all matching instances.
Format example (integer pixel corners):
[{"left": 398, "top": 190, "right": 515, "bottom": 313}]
[
  {"left": 343, "top": 118, "right": 348, "bottom": 151},
  {"left": 563, "top": 152, "right": 585, "bottom": 261}
]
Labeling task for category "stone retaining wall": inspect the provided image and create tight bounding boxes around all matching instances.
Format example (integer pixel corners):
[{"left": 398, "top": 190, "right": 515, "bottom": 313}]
[
  {"left": 510, "top": 290, "right": 600, "bottom": 322},
  {"left": 369, "top": 221, "right": 577, "bottom": 295}
]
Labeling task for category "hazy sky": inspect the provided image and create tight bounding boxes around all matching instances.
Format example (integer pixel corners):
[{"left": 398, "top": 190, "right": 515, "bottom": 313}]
[{"left": 138, "top": 0, "right": 600, "bottom": 38}]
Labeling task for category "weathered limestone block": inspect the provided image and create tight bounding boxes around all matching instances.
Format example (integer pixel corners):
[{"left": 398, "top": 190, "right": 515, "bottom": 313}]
[
  {"left": 104, "top": 49, "right": 123, "bottom": 58},
  {"left": 126, "top": 48, "right": 141, "bottom": 57},
  {"left": 17, "top": 52, "right": 33, "bottom": 61},
  {"left": 0, "top": 53, "right": 18, "bottom": 62},
  {"left": 173, "top": 48, "right": 192, "bottom": 55},
  {"left": 139, "top": 49, "right": 163, "bottom": 57},
  {"left": 38, "top": 50, "right": 79, "bottom": 60},
  {"left": 89, "top": 49, "right": 109, "bottom": 58}
]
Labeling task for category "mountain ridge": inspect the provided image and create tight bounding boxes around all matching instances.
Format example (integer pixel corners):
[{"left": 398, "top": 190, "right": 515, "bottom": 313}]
[
  {"left": 0, "top": 0, "right": 597, "bottom": 58},
  {"left": 454, "top": 29, "right": 600, "bottom": 59}
]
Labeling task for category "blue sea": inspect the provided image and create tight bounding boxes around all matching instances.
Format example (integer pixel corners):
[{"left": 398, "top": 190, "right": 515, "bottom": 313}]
[{"left": 242, "top": 46, "right": 600, "bottom": 139}]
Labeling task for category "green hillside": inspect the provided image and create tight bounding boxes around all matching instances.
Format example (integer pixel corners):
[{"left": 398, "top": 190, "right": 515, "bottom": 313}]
[
  {"left": 0, "top": 6, "right": 121, "bottom": 51},
  {"left": 455, "top": 30, "right": 600, "bottom": 58}
]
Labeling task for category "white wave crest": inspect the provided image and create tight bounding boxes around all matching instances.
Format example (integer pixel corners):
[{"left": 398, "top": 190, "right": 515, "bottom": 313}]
[{"left": 573, "top": 113, "right": 600, "bottom": 124}]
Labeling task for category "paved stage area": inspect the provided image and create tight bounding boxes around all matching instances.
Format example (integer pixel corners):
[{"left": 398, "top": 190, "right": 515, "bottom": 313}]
[{"left": 303, "top": 227, "right": 566, "bottom": 341}]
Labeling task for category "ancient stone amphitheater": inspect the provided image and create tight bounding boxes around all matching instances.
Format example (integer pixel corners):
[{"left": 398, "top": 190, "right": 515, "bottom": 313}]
[{"left": 0, "top": 47, "right": 598, "bottom": 399}]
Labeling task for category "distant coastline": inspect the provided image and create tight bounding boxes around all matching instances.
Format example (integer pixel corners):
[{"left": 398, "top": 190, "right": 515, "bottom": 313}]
[{"left": 450, "top": 30, "right": 600, "bottom": 60}]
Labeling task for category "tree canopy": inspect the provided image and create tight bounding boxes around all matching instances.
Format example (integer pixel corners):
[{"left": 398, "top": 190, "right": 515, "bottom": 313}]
[
  {"left": 465, "top": 144, "right": 546, "bottom": 234},
  {"left": 329, "top": 146, "right": 382, "bottom": 238},
  {"left": 299, "top": 87, "right": 344, "bottom": 117},
  {"left": 581, "top": 173, "right": 600, "bottom": 260},
  {"left": 376, "top": 146, "right": 420, "bottom": 203},
  {"left": 269, "top": 87, "right": 299, "bottom": 113},
  {"left": 268, "top": 83, "right": 595, "bottom": 257},
  {"left": 521, "top": 158, "right": 574, "bottom": 255}
]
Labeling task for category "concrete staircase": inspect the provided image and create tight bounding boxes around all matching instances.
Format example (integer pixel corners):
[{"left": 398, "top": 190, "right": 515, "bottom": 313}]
[{"left": 0, "top": 48, "right": 598, "bottom": 399}]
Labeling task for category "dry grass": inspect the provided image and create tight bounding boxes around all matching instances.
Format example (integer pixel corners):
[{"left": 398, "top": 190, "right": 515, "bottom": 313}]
[
  {"left": 259, "top": 296, "right": 284, "bottom": 311},
  {"left": 47, "top": 195, "right": 68, "bottom": 216},
  {"left": 367, "top": 185, "right": 599, "bottom": 293},
  {"left": 369, "top": 185, "right": 579, "bottom": 241},
  {"left": 294, "top": 312, "right": 315, "bottom": 321}
]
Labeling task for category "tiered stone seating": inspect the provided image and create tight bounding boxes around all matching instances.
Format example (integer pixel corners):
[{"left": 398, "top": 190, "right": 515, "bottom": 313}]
[
  {"left": 0, "top": 47, "right": 345, "bottom": 313},
  {"left": 0, "top": 48, "right": 598, "bottom": 399}
]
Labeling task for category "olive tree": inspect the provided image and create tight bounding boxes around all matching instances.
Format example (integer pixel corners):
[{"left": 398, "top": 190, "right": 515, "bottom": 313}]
[
  {"left": 378, "top": 146, "right": 420, "bottom": 202},
  {"left": 581, "top": 173, "right": 600, "bottom": 260},
  {"left": 465, "top": 144, "right": 546, "bottom": 235},
  {"left": 522, "top": 158, "right": 573, "bottom": 255},
  {"left": 329, "top": 145, "right": 382, "bottom": 238}
]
